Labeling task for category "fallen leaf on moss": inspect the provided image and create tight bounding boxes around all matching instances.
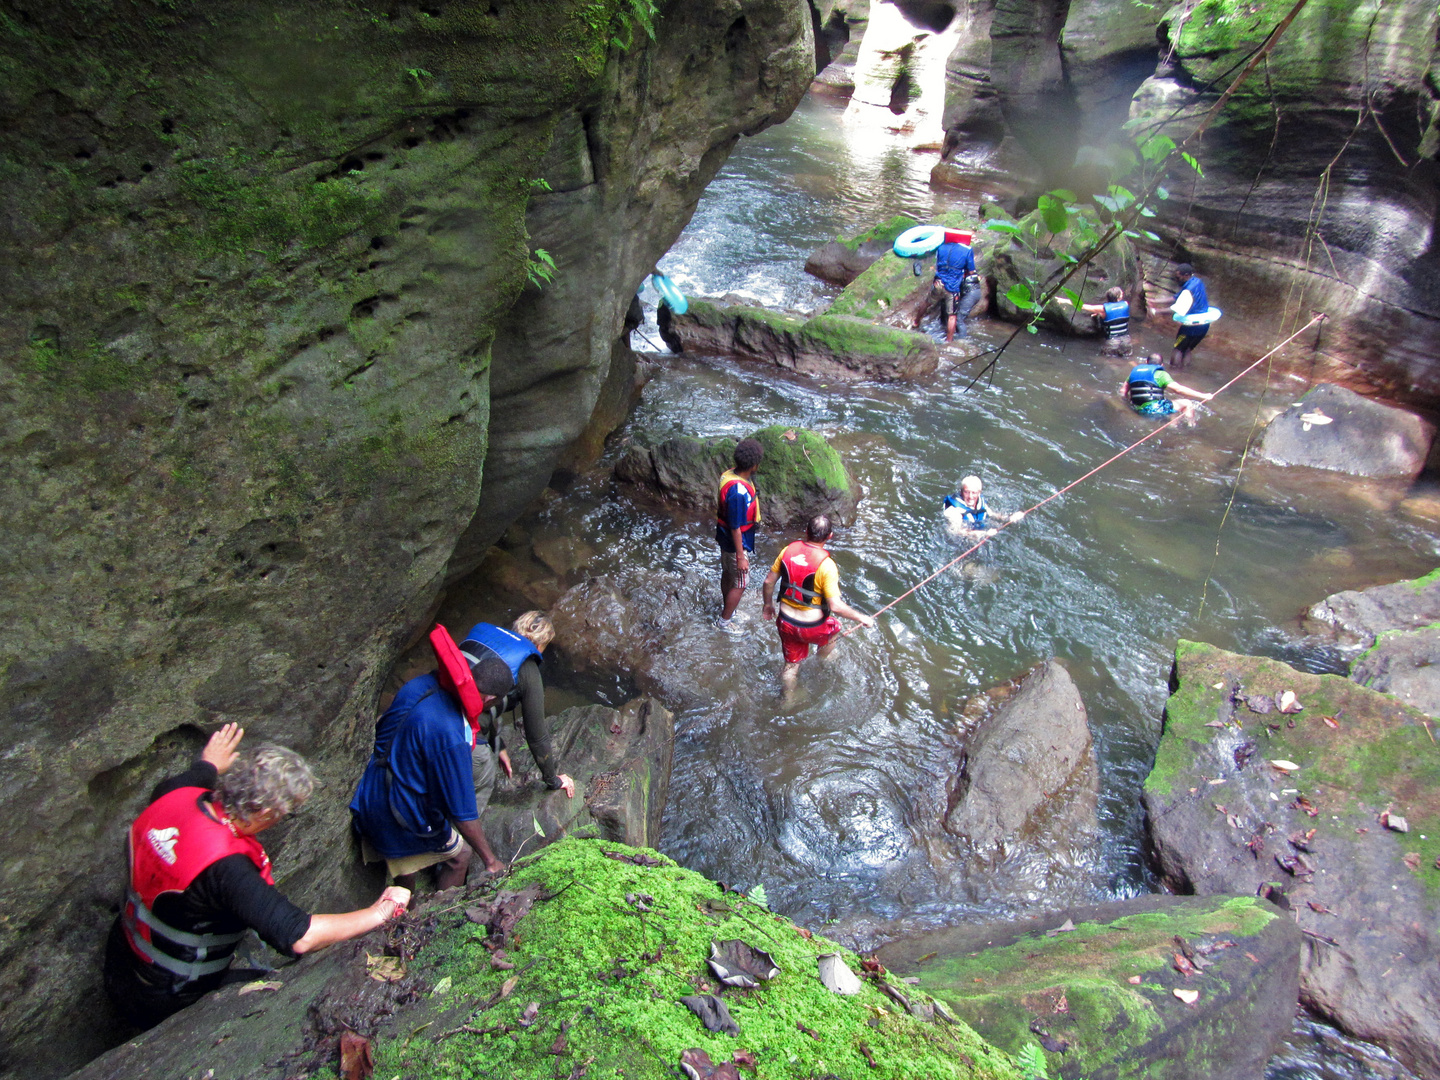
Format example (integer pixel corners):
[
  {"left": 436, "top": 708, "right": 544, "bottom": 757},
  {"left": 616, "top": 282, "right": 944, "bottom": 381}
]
[
  {"left": 732, "top": 1049, "right": 757, "bottom": 1072},
  {"left": 1381, "top": 811, "right": 1409, "bottom": 833},
  {"left": 519, "top": 1002, "right": 540, "bottom": 1027},
  {"left": 680, "top": 994, "right": 740, "bottom": 1036},
  {"left": 1127, "top": 975, "right": 1142, "bottom": 984},
  {"left": 1403, "top": 852, "right": 1421, "bottom": 871},
  {"left": 1173, "top": 989, "right": 1199, "bottom": 1005},
  {"left": 1045, "top": 918, "right": 1075, "bottom": 937},
  {"left": 795, "top": 927, "right": 812, "bottom": 940},
  {"left": 498, "top": 976, "right": 518, "bottom": 999},
  {"left": 1276, "top": 691, "right": 1302, "bottom": 714},
  {"left": 339, "top": 1031, "right": 374, "bottom": 1080},
  {"left": 1320, "top": 715, "right": 1340, "bottom": 729},
  {"left": 365, "top": 955, "right": 406, "bottom": 982},
  {"left": 679, "top": 1048, "right": 741, "bottom": 1080},
  {"left": 708, "top": 940, "right": 780, "bottom": 988},
  {"left": 237, "top": 980, "right": 282, "bottom": 995},
  {"left": 431, "top": 976, "right": 452, "bottom": 997},
  {"left": 1269, "top": 760, "right": 1301, "bottom": 773}
]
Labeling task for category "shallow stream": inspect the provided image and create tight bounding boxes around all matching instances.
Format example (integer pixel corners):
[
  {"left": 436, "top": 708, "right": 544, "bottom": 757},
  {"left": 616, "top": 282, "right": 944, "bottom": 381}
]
[{"left": 437, "top": 94, "right": 1435, "bottom": 1078}]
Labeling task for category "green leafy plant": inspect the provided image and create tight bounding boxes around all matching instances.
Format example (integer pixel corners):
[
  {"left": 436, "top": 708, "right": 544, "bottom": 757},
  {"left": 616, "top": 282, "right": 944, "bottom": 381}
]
[
  {"left": 747, "top": 883, "right": 769, "bottom": 909},
  {"left": 526, "top": 247, "right": 556, "bottom": 288},
  {"left": 405, "top": 67, "right": 433, "bottom": 83},
  {"left": 1016, "top": 1042, "right": 1049, "bottom": 1080},
  {"left": 611, "top": 0, "right": 659, "bottom": 50}
]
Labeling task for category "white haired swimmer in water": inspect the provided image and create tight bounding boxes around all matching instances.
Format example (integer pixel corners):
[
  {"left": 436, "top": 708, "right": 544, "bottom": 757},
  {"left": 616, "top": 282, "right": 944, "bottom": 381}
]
[{"left": 942, "top": 476, "right": 1026, "bottom": 540}]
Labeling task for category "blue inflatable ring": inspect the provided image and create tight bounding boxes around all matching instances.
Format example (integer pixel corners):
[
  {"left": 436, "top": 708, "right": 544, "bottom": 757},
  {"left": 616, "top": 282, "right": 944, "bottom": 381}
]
[{"left": 649, "top": 273, "right": 688, "bottom": 315}]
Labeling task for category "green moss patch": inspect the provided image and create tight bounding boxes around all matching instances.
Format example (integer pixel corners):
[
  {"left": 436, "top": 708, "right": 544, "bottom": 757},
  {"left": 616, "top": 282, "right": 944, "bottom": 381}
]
[
  {"left": 376, "top": 838, "right": 1020, "bottom": 1080},
  {"left": 835, "top": 213, "right": 920, "bottom": 253},
  {"left": 751, "top": 425, "right": 853, "bottom": 502}
]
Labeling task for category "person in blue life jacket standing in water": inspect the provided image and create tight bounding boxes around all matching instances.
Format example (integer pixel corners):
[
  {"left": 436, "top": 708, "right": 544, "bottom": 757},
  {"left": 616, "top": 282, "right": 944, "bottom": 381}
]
[
  {"left": 350, "top": 612, "right": 572, "bottom": 890},
  {"left": 1169, "top": 263, "right": 1210, "bottom": 369},
  {"left": 932, "top": 236, "right": 983, "bottom": 342},
  {"left": 1080, "top": 286, "right": 1133, "bottom": 357},
  {"left": 716, "top": 437, "right": 763, "bottom": 625}
]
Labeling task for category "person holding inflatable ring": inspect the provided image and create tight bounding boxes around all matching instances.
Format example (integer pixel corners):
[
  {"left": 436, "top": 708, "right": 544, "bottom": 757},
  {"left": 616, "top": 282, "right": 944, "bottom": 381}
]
[{"left": 1170, "top": 263, "right": 1213, "bottom": 370}]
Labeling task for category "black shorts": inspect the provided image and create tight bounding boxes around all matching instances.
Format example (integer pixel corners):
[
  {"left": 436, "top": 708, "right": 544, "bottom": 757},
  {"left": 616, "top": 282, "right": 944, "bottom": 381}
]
[{"left": 1174, "top": 324, "right": 1209, "bottom": 352}]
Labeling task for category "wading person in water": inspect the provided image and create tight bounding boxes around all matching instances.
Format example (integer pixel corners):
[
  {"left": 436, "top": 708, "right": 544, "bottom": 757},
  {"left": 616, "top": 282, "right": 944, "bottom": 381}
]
[
  {"left": 106, "top": 724, "right": 409, "bottom": 1030},
  {"left": 762, "top": 514, "right": 874, "bottom": 690},
  {"left": 1080, "top": 286, "right": 1132, "bottom": 357},
  {"left": 932, "top": 236, "right": 983, "bottom": 342},
  {"left": 716, "top": 437, "right": 763, "bottom": 625},
  {"left": 1122, "top": 352, "right": 1212, "bottom": 423},
  {"left": 942, "top": 476, "right": 1025, "bottom": 539},
  {"left": 1169, "top": 263, "right": 1212, "bottom": 370}
]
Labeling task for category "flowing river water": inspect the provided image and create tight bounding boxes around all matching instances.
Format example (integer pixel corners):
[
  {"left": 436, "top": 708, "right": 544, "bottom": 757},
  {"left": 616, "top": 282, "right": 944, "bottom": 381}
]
[{"left": 433, "top": 94, "right": 1435, "bottom": 1079}]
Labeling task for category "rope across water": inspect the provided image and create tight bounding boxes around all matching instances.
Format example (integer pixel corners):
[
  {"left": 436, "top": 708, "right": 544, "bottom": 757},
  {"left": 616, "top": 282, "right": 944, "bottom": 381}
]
[{"left": 842, "top": 314, "right": 1327, "bottom": 634}]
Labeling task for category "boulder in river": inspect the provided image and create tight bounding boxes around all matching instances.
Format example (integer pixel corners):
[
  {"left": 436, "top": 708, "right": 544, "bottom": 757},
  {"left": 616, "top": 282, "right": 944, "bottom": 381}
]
[
  {"left": 1144, "top": 640, "right": 1440, "bottom": 1078},
  {"left": 943, "top": 660, "right": 1099, "bottom": 858},
  {"left": 1299, "top": 567, "right": 1440, "bottom": 651},
  {"left": 69, "top": 838, "right": 1022, "bottom": 1080},
  {"left": 1257, "top": 383, "right": 1436, "bottom": 480},
  {"left": 804, "top": 213, "right": 919, "bottom": 286},
  {"left": 661, "top": 298, "right": 939, "bottom": 381},
  {"left": 614, "top": 425, "right": 859, "bottom": 527},
  {"left": 1350, "top": 625, "right": 1440, "bottom": 719},
  {"left": 876, "top": 893, "right": 1302, "bottom": 1080}
]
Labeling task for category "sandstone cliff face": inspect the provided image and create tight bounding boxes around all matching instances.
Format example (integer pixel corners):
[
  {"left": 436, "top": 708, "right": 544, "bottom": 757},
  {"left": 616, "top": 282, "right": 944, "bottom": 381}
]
[{"left": 0, "top": 3, "right": 812, "bottom": 1075}]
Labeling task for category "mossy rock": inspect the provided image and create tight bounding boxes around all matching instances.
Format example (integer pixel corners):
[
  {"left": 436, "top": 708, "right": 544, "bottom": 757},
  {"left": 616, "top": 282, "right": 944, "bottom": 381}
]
[
  {"left": 1143, "top": 640, "right": 1440, "bottom": 1076},
  {"left": 804, "top": 213, "right": 920, "bottom": 286},
  {"left": 829, "top": 210, "right": 980, "bottom": 325},
  {"left": 662, "top": 299, "right": 938, "bottom": 381},
  {"left": 71, "top": 839, "right": 1024, "bottom": 1080},
  {"left": 614, "top": 425, "right": 859, "bottom": 527},
  {"left": 878, "top": 894, "right": 1301, "bottom": 1080}
]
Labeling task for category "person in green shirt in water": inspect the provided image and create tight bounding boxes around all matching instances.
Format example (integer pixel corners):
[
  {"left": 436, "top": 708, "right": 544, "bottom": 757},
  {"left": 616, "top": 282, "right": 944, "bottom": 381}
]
[{"left": 1122, "top": 353, "right": 1213, "bottom": 423}]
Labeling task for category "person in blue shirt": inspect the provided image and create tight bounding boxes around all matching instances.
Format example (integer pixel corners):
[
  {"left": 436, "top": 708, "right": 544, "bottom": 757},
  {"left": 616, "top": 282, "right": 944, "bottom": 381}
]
[
  {"left": 1170, "top": 264, "right": 1210, "bottom": 369},
  {"left": 715, "top": 437, "right": 763, "bottom": 622},
  {"left": 350, "top": 667, "right": 507, "bottom": 887},
  {"left": 932, "top": 240, "right": 982, "bottom": 342}
]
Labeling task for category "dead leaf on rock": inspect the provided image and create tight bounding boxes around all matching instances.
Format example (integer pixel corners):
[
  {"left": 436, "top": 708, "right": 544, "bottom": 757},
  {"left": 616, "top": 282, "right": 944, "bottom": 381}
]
[
  {"left": 1402, "top": 852, "right": 1422, "bottom": 871},
  {"left": 519, "top": 1002, "right": 540, "bottom": 1027},
  {"left": 1173, "top": 988, "right": 1200, "bottom": 1005},
  {"left": 339, "top": 1031, "right": 374, "bottom": 1080},
  {"left": 708, "top": 940, "right": 780, "bottom": 988},
  {"left": 1288, "top": 829, "right": 1317, "bottom": 852},
  {"left": 1127, "top": 975, "right": 1142, "bottom": 985},
  {"left": 1320, "top": 715, "right": 1340, "bottom": 730},
  {"left": 680, "top": 994, "right": 740, "bottom": 1036},
  {"left": 1045, "top": 918, "right": 1076, "bottom": 937},
  {"left": 1269, "top": 760, "right": 1301, "bottom": 774},
  {"left": 1276, "top": 691, "right": 1303, "bottom": 714},
  {"left": 1307, "top": 901, "right": 1337, "bottom": 916},
  {"left": 1291, "top": 795, "right": 1320, "bottom": 818},
  {"left": 1380, "top": 811, "right": 1410, "bottom": 833},
  {"left": 1275, "top": 852, "right": 1314, "bottom": 876},
  {"left": 1205, "top": 720, "right": 1226, "bottom": 728},
  {"left": 365, "top": 954, "right": 407, "bottom": 983},
  {"left": 1173, "top": 953, "right": 1197, "bottom": 978},
  {"left": 1245, "top": 696, "right": 1273, "bottom": 715},
  {"left": 237, "top": 980, "right": 282, "bottom": 995}
]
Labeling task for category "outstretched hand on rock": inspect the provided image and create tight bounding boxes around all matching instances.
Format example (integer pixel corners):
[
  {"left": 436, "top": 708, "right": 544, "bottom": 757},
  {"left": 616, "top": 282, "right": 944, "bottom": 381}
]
[
  {"left": 556, "top": 774, "right": 575, "bottom": 799},
  {"left": 202, "top": 722, "right": 244, "bottom": 774}
]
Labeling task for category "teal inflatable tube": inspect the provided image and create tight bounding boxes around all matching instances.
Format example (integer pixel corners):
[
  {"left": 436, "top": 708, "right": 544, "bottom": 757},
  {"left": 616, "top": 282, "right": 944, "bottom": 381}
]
[
  {"left": 1174, "top": 306, "right": 1223, "bottom": 327},
  {"left": 893, "top": 225, "right": 946, "bottom": 258},
  {"left": 649, "top": 273, "right": 688, "bottom": 315}
]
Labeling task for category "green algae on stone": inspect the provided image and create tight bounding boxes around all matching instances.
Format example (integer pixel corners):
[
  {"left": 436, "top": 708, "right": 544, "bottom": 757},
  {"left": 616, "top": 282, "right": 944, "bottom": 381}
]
[
  {"left": 834, "top": 213, "right": 920, "bottom": 253},
  {"left": 750, "top": 424, "right": 853, "bottom": 506},
  {"left": 374, "top": 838, "right": 1022, "bottom": 1080},
  {"left": 829, "top": 210, "right": 978, "bottom": 321}
]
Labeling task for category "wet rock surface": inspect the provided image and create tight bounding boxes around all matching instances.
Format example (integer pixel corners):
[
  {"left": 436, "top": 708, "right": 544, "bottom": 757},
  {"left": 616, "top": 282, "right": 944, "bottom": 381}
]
[
  {"left": 1350, "top": 626, "right": 1440, "bottom": 719},
  {"left": 1143, "top": 640, "right": 1440, "bottom": 1078},
  {"left": 877, "top": 894, "right": 1301, "bottom": 1080},
  {"left": 483, "top": 698, "right": 674, "bottom": 862},
  {"left": 68, "top": 838, "right": 1022, "bottom": 1080},
  {"left": 614, "top": 425, "right": 859, "bottom": 528},
  {"left": 662, "top": 298, "right": 940, "bottom": 381},
  {"left": 1257, "top": 384, "right": 1437, "bottom": 480},
  {"left": 804, "top": 214, "right": 918, "bottom": 286},
  {"left": 1299, "top": 568, "right": 1440, "bottom": 651},
  {"left": 942, "top": 661, "right": 1099, "bottom": 857}
]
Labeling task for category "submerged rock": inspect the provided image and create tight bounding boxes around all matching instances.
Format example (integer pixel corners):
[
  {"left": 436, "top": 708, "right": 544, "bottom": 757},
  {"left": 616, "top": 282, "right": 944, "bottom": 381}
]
[
  {"left": 614, "top": 425, "right": 859, "bottom": 527},
  {"left": 1144, "top": 640, "right": 1440, "bottom": 1077},
  {"left": 1257, "top": 384, "right": 1436, "bottom": 480},
  {"left": 662, "top": 298, "right": 939, "bottom": 381},
  {"left": 943, "top": 661, "right": 1099, "bottom": 857},
  {"left": 70, "top": 838, "right": 1024, "bottom": 1080},
  {"left": 804, "top": 214, "right": 919, "bottom": 286},
  {"left": 877, "top": 894, "right": 1301, "bottom": 1080}
]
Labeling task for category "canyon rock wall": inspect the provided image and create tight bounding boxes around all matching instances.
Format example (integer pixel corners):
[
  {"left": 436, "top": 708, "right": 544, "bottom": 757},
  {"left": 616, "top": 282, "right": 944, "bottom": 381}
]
[{"left": 0, "top": 2, "right": 812, "bottom": 1076}]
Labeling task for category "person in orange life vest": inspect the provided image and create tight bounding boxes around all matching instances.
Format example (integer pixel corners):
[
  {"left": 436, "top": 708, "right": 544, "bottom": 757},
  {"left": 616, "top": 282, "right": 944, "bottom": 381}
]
[
  {"left": 762, "top": 514, "right": 874, "bottom": 689},
  {"left": 716, "top": 437, "right": 764, "bottom": 621},
  {"left": 104, "top": 724, "right": 409, "bottom": 1031}
]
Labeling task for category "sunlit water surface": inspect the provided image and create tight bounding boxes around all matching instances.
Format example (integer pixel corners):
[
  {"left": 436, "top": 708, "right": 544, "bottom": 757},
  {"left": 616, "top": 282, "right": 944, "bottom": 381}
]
[{"left": 443, "top": 94, "right": 1432, "bottom": 1079}]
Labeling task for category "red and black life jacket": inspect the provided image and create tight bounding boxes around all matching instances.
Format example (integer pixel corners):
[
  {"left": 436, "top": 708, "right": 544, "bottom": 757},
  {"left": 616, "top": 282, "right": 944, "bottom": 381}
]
[
  {"left": 121, "top": 787, "right": 273, "bottom": 983},
  {"left": 715, "top": 470, "right": 760, "bottom": 531},
  {"left": 777, "top": 540, "right": 833, "bottom": 615}
]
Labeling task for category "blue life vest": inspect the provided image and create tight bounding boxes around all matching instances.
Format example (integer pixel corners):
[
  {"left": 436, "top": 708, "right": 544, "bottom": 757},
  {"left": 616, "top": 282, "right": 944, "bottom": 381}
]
[
  {"left": 1102, "top": 301, "right": 1129, "bottom": 338},
  {"left": 461, "top": 623, "right": 541, "bottom": 684},
  {"left": 1126, "top": 363, "right": 1168, "bottom": 405},
  {"left": 943, "top": 492, "right": 988, "bottom": 528}
]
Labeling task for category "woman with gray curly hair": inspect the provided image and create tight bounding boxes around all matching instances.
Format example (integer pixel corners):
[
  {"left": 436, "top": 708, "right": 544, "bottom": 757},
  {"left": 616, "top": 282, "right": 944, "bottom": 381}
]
[{"left": 105, "top": 724, "right": 410, "bottom": 1031}]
